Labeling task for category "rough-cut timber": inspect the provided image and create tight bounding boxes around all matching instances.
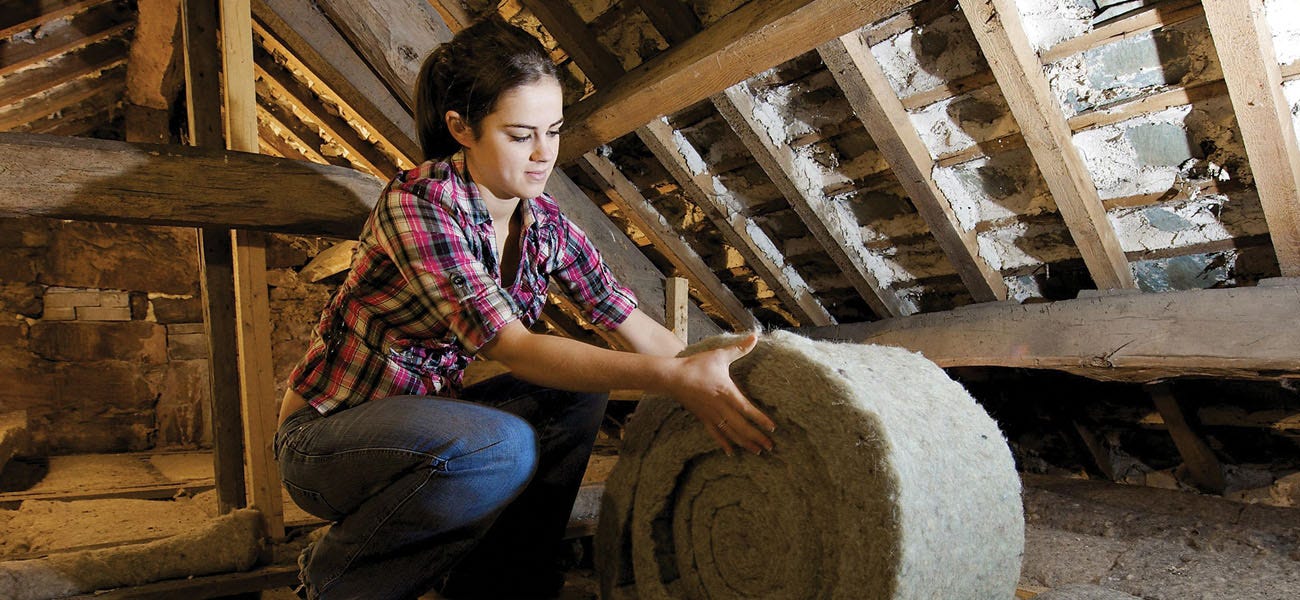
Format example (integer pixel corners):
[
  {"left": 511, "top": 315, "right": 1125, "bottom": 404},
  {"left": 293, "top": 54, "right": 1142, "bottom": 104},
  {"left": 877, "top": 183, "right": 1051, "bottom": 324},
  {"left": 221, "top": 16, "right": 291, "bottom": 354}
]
[
  {"left": 801, "top": 284, "right": 1300, "bottom": 382},
  {"left": 558, "top": 0, "right": 915, "bottom": 164},
  {"left": 598, "top": 331, "right": 1023, "bottom": 599},
  {"left": 313, "top": 0, "right": 451, "bottom": 111}
]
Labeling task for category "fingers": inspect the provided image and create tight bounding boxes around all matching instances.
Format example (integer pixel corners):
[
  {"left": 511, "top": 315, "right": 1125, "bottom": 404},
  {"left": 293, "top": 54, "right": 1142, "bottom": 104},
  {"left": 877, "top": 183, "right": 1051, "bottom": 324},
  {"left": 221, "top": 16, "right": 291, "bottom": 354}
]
[{"left": 711, "top": 406, "right": 774, "bottom": 456}]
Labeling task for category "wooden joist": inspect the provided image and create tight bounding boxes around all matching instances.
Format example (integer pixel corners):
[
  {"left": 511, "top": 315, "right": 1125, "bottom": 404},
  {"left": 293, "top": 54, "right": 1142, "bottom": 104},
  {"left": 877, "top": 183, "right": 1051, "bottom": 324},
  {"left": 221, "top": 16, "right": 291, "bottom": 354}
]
[
  {"left": 0, "top": 37, "right": 128, "bottom": 108},
  {"left": 0, "top": 66, "right": 125, "bottom": 130},
  {"left": 557, "top": 0, "right": 916, "bottom": 164},
  {"left": 519, "top": 0, "right": 623, "bottom": 87},
  {"left": 1148, "top": 382, "right": 1227, "bottom": 494},
  {"left": 958, "top": 0, "right": 1135, "bottom": 290},
  {"left": 801, "top": 283, "right": 1300, "bottom": 383},
  {"left": 633, "top": 0, "right": 701, "bottom": 45},
  {"left": 0, "top": 0, "right": 111, "bottom": 40},
  {"left": 819, "top": 33, "right": 1008, "bottom": 304},
  {"left": 638, "top": 117, "right": 836, "bottom": 327},
  {"left": 1203, "top": 0, "right": 1300, "bottom": 277},
  {"left": 713, "top": 84, "right": 906, "bottom": 318},
  {"left": 0, "top": 1, "right": 132, "bottom": 78},
  {"left": 576, "top": 152, "right": 757, "bottom": 330}
]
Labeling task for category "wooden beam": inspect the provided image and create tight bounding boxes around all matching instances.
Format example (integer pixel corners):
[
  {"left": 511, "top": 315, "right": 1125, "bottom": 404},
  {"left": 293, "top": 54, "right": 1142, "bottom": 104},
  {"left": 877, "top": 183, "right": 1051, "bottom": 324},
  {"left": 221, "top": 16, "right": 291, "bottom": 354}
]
[
  {"left": 1039, "top": 0, "right": 1204, "bottom": 64},
  {"left": 576, "top": 152, "right": 756, "bottom": 330},
  {"left": 820, "top": 34, "right": 1008, "bottom": 304},
  {"left": 638, "top": 117, "right": 835, "bottom": 326},
  {"left": 519, "top": 0, "right": 623, "bottom": 88},
  {"left": 299, "top": 240, "right": 359, "bottom": 282},
  {"left": 633, "top": 0, "right": 702, "bottom": 45},
  {"left": 254, "top": 48, "right": 395, "bottom": 176},
  {"left": 0, "top": 0, "right": 109, "bottom": 40},
  {"left": 666, "top": 276, "right": 690, "bottom": 343},
  {"left": 252, "top": 0, "right": 420, "bottom": 161},
  {"left": 255, "top": 102, "right": 334, "bottom": 165},
  {"left": 801, "top": 284, "right": 1300, "bottom": 383},
  {"left": 1147, "top": 383, "right": 1226, "bottom": 494},
  {"left": 1203, "top": 0, "right": 1300, "bottom": 277},
  {"left": 713, "top": 84, "right": 906, "bottom": 317},
  {"left": 958, "top": 0, "right": 1136, "bottom": 290},
  {"left": 557, "top": 0, "right": 915, "bottom": 164},
  {"left": 0, "top": 36, "right": 128, "bottom": 108},
  {"left": 0, "top": 67, "right": 126, "bottom": 130},
  {"left": 862, "top": 0, "right": 955, "bottom": 47},
  {"left": 899, "top": 71, "right": 997, "bottom": 111},
  {"left": 0, "top": 2, "right": 132, "bottom": 78},
  {"left": 429, "top": 0, "right": 473, "bottom": 32},
  {"left": 312, "top": 0, "right": 452, "bottom": 112},
  {"left": 0, "top": 132, "right": 380, "bottom": 235},
  {"left": 223, "top": 0, "right": 283, "bottom": 541}
]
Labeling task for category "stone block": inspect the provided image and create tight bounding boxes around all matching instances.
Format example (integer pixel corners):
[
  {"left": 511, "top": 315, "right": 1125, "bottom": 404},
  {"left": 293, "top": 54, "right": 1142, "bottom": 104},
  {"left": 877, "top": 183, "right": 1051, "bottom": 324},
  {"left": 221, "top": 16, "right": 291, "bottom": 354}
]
[
  {"left": 100, "top": 291, "right": 131, "bottom": 308},
  {"left": 157, "top": 359, "right": 211, "bottom": 447},
  {"left": 0, "top": 410, "right": 30, "bottom": 473},
  {"left": 0, "top": 217, "right": 51, "bottom": 248},
  {"left": 44, "top": 288, "right": 103, "bottom": 308},
  {"left": 167, "top": 322, "right": 205, "bottom": 335},
  {"left": 76, "top": 306, "right": 133, "bottom": 321},
  {"left": 0, "top": 282, "right": 42, "bottom": 317},
  {"left": 0, "top": 359, "right": 158, "bottom": 453},
  {"left": 151, "top": 295, "right": 203, "bottom": 324},
  {"left": 30, "top": 321, "right": 168, "bottom": 363},
  {"left": 0, "top": 248, "right": 44, "bottom": 281},
  {"left": 43, "top": 220, "right": 198, "bottom": 296},
  {"left": 168, "top": 331, "right": 208, "bottom": 361},
  {"left": 130, "top": 292, "right": 149, "bottom": 320},
  {"left": 42, "top": 306, "right": 76, "bottom": 320}
]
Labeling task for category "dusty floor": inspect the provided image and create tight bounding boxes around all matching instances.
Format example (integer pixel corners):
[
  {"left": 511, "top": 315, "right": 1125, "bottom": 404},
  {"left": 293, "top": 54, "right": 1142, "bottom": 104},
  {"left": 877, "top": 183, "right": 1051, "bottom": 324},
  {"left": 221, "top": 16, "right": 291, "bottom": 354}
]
[{"left": 1, "top": 453, "right": 1297, "bottom": 599}]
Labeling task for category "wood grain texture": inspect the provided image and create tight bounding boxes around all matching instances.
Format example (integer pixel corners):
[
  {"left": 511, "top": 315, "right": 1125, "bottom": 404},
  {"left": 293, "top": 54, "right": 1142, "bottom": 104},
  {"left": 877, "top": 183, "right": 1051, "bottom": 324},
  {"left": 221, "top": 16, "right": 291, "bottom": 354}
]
[
  {"left": 1149, "top": 383, "right": 1226, "bottom": 494},
  {"left": 313, "top": 0, "right": 451, "bottom": 111},
  {"left": 801, "top": 285, "right": 1300, "bottom": 382}
]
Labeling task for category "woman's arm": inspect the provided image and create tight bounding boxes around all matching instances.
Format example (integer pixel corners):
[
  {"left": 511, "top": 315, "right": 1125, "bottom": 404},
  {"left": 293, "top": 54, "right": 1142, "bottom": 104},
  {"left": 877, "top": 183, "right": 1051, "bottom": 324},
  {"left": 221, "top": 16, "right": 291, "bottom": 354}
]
[
  {"left": 480, "top": 318, "right": 774, "bottom": 455},
  {"left": 610, "top": 308, "right": 686, "bottom": 357}
]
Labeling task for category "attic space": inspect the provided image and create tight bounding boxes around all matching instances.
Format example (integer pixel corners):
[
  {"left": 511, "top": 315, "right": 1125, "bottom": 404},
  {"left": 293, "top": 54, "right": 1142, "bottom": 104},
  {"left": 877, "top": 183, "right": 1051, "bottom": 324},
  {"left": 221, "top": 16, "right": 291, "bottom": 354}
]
[{"left": 1, "top": 0, "right": 1299, "bottom": 598}]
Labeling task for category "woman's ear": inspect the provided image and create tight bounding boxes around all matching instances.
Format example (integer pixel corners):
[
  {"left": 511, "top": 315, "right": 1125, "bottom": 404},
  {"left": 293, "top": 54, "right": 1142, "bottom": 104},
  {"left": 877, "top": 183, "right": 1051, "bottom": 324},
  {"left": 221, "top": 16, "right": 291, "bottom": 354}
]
[{"left": 445, "top": 111, "right": 475, "bottom": 148}]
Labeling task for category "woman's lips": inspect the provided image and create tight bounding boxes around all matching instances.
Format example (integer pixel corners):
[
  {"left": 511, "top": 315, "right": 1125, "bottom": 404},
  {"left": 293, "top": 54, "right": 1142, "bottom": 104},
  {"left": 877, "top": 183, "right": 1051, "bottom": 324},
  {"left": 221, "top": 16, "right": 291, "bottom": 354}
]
[{"left": 525, "top": 170, "right": 549, "bottom": 182}]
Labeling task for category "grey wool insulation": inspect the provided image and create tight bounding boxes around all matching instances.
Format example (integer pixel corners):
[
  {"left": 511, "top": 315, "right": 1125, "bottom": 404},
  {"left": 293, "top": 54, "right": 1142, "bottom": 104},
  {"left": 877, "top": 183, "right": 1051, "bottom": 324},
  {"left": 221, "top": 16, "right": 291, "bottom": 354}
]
[
  {"left": 596, "top": 331, "right": 1024, "bottom": 599},
  {"left": 0, "top": 508, "right": 261, "bottom": 599}
]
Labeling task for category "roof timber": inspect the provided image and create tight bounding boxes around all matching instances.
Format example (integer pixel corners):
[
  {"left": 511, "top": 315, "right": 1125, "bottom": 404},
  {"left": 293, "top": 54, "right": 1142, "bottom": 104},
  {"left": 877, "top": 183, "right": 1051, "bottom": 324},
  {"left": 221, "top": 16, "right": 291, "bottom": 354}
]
[
  {"left": 0, "top": 66, "right": 126, "bottom": 130},
  {"left": 957, "top": 0, "right": 1136, "bottom": 291},
  {"left": 576, "top": 152, "right": 758, "bottom": 330},
  {"left": 0, "top": 0, "right": 111, "bottom": 40},
  {"left": 713, "top": 84, "right": 907, "bottom": 318},
  {"left": 819, "top": 32, "right": 1008, "bottom": 304},
  {"left": 0, "top": 37, "right": 128, "bottom": 108},
  {"left": 638, "top": 118, "right": 836, "bottom": 327},
  {"left": 801, "top": 283, "right": 1300, "bottom": 383},
  {"left": 1203, "top": 0, "right": 1300, "bottom": 277},
  {"left": 1038, "top": 0, "right": 1204, "bottom": 64},
  {"left": 556, "top": 0, "right": 916, "bottom": 164},
  {"left": 0, "top": 1, "right": 133, "bottom": 78},
  {"left": 518, "top": 0, "right": 622, "bottom": 88}
]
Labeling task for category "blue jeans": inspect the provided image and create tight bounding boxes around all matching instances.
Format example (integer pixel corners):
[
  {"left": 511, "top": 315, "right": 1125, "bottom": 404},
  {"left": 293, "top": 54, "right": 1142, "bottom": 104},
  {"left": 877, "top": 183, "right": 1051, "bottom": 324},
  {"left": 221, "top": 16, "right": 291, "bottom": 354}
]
[{"left": 275, "top": 374, "right": 608, "bottom": 600}]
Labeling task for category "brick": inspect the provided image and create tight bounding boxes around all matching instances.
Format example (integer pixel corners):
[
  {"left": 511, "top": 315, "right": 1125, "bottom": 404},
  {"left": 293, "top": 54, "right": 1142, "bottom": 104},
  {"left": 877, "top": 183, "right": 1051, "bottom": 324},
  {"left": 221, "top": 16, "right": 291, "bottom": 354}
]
[
  {"left": 30, "top": 321, "right": 168, "bottom": 363},
  {"left": 167, "top": 331, "right": 208, "bottom": 360},
  {"left": 100, "top": 291, "right": 130, "bottom": 308},
  {"left": 44, "top": 289, "right": 102, "bottom": 308},
  {"left": 167, "top": 322, "right": 205, "bottom": 335},
  {"left": 42, "top": 306, "right": 76, "bottom": 320},
  {"left": 151, "top": 295, "right": 203, "bottom": 324},
  {"left": 76, "top": 306, "right": 132, "bottom": 321}
]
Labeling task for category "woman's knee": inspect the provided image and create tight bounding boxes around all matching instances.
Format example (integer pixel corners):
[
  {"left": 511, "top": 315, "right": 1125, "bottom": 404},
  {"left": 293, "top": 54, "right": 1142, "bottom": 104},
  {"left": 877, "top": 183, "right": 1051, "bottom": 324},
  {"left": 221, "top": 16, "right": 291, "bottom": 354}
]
[{"left": 451, "top": 409, "right": 538, "bottom": 497}]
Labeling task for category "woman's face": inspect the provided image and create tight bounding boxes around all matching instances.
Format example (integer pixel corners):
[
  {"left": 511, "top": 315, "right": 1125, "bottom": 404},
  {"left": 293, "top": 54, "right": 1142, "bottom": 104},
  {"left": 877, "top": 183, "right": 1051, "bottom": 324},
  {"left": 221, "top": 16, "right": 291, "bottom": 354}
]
[{"left": 450, "top": 78, "right": 564, "bottom": 204}]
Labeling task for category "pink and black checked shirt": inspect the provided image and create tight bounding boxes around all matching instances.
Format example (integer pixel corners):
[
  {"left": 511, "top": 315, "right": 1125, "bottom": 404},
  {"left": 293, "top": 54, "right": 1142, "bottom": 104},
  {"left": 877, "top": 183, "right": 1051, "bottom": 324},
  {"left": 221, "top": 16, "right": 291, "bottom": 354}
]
[{"left": 288, "top": 158, "right": 638, "bottom": 415}]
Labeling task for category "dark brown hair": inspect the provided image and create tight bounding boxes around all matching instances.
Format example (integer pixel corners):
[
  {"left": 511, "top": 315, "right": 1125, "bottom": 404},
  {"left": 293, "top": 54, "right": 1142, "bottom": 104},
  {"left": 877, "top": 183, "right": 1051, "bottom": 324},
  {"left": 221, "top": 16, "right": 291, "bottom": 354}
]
[{"left": 415, "top": 17, "right": 559, "bottom": 161}]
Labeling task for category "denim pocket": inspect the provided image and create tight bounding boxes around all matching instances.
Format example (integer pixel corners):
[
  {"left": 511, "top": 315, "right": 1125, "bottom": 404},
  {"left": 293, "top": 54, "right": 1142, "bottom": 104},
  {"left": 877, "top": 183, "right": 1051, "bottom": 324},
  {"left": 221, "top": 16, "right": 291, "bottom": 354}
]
[{"left": 283, "top": 478, "right": 346, "bottom": 521}]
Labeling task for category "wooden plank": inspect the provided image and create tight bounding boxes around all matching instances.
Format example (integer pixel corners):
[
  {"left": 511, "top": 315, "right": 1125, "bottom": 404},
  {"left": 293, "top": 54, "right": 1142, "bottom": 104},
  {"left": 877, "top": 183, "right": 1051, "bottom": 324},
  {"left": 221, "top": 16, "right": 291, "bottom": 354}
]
[
  {"left": 252, "top": 0, "right": 420, "bottom": 161},
  {"left": 633, "top": 0, "right": 702, "bottom": 45},
  {"left": 557, "top": 0, "right": 916, "bottom": 164},
  {"left": 67, "top": 564, "right": 300, "bottom": 600},
  {"left": 863, "top": 0, "right": 955, "bottom": 47},
  {"left": 820, "top": 33, "right": 1007, "bottom": 303},
  {"left": 1148, "top": 383, "right": 1226, "bottom": 493},
  {"left": 1067, "top": 79, "right": 1229, "bottom": 133},
  {"left": 801, "top": 284, "right": 1300, "bottom": 383},
  {"left": 0, "top": 132, "right": 382, "bottom": 236},
  {"left": 0, "top": 36, "right": 128, "bottom": 108},
  {"left": 299, "top": 240, "right": 359, "bottom": 282},
  {"left": 429, "top": 0, "right": 473, "bottom": 32},
  {"left": 666, "top": 276, "right": 690, "bottom": 343},
  {"left": 519, "top": 0, "right": 623, "bottom": 87},
  {"left": 1040, "top": 0, "right": 1204, "bottom": 64},
  {"left": 312, "top": 0, "right": 452, "bottom": 111},
  {"left": 637, "top": 117, "right": 835, "bottom": 326},
  {"left": 0, "top": 67, "right": 126, "bottom": 130},
  {"left": 1203, "top": 0, "right": 1300, "bottom": 277},
  {"left": 0, "top": 0, "right": 109, "bottom": 40},
  {"left": 898, "top": 71, "right": 997, "bottom": 111},
  {"left": 255, "top": 101, "right": 334, "bottom": 165},
  {"left": 958, "top": 0, "right": 1136, "bottom": 290},
  {"left": 0, "top": 1, "right": 132, "bottom": 78},
  {"left": 933, "top": 131, "right": 1025, "bottom": 168},
  {"left": 0, "top": 480, "right": 215, "bottom": 508},
  {"left": 713, "top": 84, "right": 906, "bottom": 317},
  {"left": 576, "top": 152, "right": 756, "bottom": 329}
]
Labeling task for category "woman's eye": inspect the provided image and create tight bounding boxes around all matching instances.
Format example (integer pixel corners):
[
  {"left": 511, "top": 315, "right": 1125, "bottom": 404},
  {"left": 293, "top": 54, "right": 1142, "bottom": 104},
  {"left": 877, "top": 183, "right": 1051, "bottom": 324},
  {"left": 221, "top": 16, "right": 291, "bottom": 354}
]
[
  {"left": 510, "top": 134, "right": 532, "bottom": 143},
  {"left": 546, "top": 130, "right": 561, "bottom": 138}
]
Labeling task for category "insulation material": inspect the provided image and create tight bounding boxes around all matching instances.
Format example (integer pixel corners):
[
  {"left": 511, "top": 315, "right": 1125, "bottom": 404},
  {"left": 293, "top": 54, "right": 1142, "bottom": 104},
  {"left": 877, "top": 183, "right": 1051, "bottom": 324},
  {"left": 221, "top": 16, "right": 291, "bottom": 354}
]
[
  {"left": 596, "top": 332, "right": 1024, "bottom": 600},
  {"left": 1045, "top": 18, "right": 1222, "bottom": 117},
  {"left": 1013, "top": 0, "right": 1093, "bottom": 54},
  {"left": 869, "top": 13, "right": 987, "bottom": 98},
  {"left": 0, "top": 508, "right": 261, "bottom": 600},
  {"left": 1267, "top": 0, "right": 1300, "bottom": 65},
  {"left": 910, "top": 87, "right": 1018, "bottom": 157},
  {"left": 932, "top": 148, "right": 1058, "bottom": 230}
]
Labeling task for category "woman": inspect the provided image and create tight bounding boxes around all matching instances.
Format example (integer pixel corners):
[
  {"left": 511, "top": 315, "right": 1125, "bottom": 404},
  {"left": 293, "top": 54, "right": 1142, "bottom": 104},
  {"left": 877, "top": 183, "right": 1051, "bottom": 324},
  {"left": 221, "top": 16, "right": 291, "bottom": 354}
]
[{"left": 274, "top": 16, "right": 775, "bottom": 600}]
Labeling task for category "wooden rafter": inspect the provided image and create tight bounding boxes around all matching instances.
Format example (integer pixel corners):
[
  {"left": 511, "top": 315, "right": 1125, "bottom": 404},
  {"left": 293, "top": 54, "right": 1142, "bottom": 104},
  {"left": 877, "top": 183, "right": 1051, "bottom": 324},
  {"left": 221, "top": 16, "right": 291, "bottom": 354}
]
[
  {"left": 638, "top": 118, "right": 835, "bottom": 326},
  {"left": 0, "top": 1, "right": 132, "bottom": 78},
  {"left": 820, "top": 33, "right": 1008, "bottom": 303},
  {"left": 429, "top": 0, "right": 473, "bottom": 32},
  {"left": 518, "top": 0, "right": 622, "bottom": 87},
  {"left": 0, "top": 66, "right": 126, "bottom": 130},
  {"left": 1039, "top": 0, "right": 1204, "bottom": 64},
  {"left": 1148, "top": 382, "right": 1226, "bottom": 494},
  {"left": 713, "top": 84, "right": 906, "bottom": 317},
  {"left": 802, "top": 283, "right": 1300, "bottom": 383},
  {"left": 633, "top": 0, "right": 701, "bottom": 45},
  {"left": 1203, "top": 0, "right": 1300, "bottom": 277},
  {"left": 255, "top": 101, "right": 333, "bottom": 165},
  {"left": 0, "top": 0, "right": 110, "bottom": 39},
  {"left": 557, "top": 0, "right": 915, "bottom": 164},
  {"left": 0, "top": 37, "right": 127, "bottom": 108},
  {"left": 958, "top": 0, "right": 1135, "bottom": 290},
  {"left": 312, "top": 0, "right": 451, "bottom": 112},
  {"left": 576, "top": 152, "right": 756, "bottom": 330}
]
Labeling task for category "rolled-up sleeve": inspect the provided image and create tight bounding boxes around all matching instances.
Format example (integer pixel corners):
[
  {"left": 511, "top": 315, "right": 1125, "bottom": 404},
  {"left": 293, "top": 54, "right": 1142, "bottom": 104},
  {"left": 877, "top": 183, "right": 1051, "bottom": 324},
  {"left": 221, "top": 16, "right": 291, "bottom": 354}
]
[
  {"left": 373, "top": 185, "right": 520, "bottom": 353},
  {"left": 551, "top": 213, "right": 638, "bottom": 330}
]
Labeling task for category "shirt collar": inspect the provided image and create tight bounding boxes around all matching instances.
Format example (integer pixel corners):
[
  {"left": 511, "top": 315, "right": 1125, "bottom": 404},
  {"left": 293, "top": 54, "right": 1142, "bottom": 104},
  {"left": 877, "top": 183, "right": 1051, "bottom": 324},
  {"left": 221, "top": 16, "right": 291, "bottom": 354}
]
[{"left": 447, "top": 152, "right": 550, "bottom": 231}]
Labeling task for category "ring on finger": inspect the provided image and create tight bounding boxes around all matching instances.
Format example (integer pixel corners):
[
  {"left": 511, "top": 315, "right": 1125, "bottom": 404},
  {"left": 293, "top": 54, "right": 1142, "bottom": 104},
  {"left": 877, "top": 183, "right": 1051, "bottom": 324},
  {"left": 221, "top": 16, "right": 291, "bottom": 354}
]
[{"left": 717, "top": 419, "right": 728, "bottom": 430}]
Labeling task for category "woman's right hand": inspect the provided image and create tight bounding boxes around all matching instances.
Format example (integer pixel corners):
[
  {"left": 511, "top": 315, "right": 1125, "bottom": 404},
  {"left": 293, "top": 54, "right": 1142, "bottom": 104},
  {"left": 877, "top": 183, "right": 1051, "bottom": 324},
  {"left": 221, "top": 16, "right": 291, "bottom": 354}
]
[{"left": 665, "top": 333, "right": 775, "bottom": 456}]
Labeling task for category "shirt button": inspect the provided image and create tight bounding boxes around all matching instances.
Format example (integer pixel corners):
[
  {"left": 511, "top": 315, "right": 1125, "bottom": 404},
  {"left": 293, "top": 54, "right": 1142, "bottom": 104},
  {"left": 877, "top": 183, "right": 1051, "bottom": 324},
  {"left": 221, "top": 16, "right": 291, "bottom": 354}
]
[{"left": 451, "top": 274, "right": 467, "bottom": 286}]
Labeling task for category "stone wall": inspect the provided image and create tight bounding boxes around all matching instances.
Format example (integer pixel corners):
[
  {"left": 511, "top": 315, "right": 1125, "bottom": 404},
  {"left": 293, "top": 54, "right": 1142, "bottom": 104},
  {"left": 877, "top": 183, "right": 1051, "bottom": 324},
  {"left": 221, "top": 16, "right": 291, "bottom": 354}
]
[{"left": 0, "top": 217, "right": 336, "bottom": 455}]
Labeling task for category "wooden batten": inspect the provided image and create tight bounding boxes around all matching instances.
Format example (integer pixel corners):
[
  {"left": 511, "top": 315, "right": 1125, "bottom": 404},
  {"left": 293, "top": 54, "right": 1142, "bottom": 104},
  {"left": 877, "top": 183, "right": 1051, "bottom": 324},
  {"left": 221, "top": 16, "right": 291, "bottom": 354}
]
[
  {"left": 557, "top": 0, "right": 916, "bottom": 164},
  {"left": 666, "top": 276, "right": 691, "bottom": 343},
  {"left": 1203, "top": 0, "right": 1300, "bottom": 277},
  {"left": 801, "top": 284, "right": 1300, "bottom": 383},
  {"left": 958, "top": 0, "right": 1135, "bottom": 290},
  {"left": 0, "top": 37, "right": 129, "bottom": 108},
  {"left": 1038, "top": 0, "right": 1205, "bottom": 64},
  {"left": 519, "top": 0, "right": 622, "bottom": 88},
  {"left": 819, "top": 32, "right": 1008, "bottom": 304},
  {"left": 0, "top": 3, "right": 133, "bottom": 78},
  {"left": 0, "top": 67, "right": 126, "bottom": 130},
  {"left": 0, "top": 0, "right": 112, "bottom": 40},
  {"left": 255, "top": 102, "right": 335, "bottom": 165}
]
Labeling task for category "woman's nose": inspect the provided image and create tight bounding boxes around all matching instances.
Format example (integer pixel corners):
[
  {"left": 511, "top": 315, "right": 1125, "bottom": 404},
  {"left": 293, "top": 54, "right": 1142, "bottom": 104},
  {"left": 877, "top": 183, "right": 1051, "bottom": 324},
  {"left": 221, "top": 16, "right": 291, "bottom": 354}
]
[{"left": 532, "top": 136, "right": 557, "bottom": 163}]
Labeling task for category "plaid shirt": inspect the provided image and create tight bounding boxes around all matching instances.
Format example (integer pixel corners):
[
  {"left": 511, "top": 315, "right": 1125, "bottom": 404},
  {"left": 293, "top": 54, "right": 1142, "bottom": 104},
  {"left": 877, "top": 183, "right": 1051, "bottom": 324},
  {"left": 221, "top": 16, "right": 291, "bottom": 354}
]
[{"left": 289, "top": 158, "right": 638, "bottom": 414}]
